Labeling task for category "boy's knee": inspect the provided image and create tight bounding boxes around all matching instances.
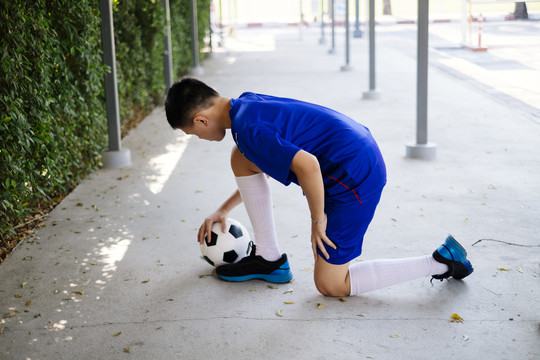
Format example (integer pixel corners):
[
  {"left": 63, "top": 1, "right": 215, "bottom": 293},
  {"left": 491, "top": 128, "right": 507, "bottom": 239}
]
[
  {"left": 230, "top": 146, "right": 261, "bottom": 176},
  {"left": 314, "top": 276, "right": 350, "bottom": 298},
  {"left": 230, "top": 146, "right": 242, "bottom": 165}
]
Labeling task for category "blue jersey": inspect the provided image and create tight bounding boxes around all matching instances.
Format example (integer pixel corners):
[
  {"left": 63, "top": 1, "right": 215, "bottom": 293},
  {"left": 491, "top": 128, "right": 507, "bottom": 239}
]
[{"left": 230, "top": 92, "right": 386, "bottom": 206}]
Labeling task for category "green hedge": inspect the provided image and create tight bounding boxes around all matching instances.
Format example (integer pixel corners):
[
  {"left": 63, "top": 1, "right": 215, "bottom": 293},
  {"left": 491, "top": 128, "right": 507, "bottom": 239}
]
[
  {"left": 170, "top": 0, "right": 211, "bottom": 74},
  {"left": 0, "top": 0, "right": 211, "bottom": 252}
]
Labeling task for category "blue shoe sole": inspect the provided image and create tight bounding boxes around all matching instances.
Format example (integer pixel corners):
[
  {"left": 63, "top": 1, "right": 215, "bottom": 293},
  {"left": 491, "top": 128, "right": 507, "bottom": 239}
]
[{"left": 218, "top": 269, "right": 293, "bottom": 284}]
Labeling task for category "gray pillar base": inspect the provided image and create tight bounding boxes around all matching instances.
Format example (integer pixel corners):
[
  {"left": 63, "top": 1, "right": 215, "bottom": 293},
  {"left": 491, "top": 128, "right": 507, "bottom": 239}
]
[
  {"left": 190, "top": 66, "right": 205, "bottom": 76},
  {"left": 340, "top": 64, "right": 353, "bottom": 72},
  {"left": 353, "top": 29, "right": 363, "bottom": 38},
  {"left": 328, "top": 48, "right": 336, "bottom": 55},
  {"left": 405, "top": 142, "right": 436, "bottom": 160},
  {"left": 102, "top": 148, "right": 131, "bottom": 168},
  {"left": 362, "top": 89, "right": 381, "bottom": 100}
]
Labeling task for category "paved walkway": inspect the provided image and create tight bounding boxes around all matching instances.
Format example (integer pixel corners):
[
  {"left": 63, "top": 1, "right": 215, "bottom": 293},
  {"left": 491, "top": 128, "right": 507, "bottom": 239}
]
[{"left": 1, "top": 23, "right": 539, "bottom": 359}]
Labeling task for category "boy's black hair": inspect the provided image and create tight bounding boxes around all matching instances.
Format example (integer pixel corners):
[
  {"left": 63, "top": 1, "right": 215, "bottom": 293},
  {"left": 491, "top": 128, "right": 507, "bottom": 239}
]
[{"left": 165, "top": 78, "right": 219, "bottom": 129}]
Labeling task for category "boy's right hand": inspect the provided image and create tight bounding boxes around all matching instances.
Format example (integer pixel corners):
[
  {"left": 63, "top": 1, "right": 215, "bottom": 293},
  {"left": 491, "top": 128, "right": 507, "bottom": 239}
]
[{"left": 197, "top": 209, "right": 229, "bottom": 244}]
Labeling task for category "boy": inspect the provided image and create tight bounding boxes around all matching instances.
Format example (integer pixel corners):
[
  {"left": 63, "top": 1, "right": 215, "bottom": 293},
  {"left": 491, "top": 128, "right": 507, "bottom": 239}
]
[{"left": 165, "top": 78, "right": 473, "bottom": 297}]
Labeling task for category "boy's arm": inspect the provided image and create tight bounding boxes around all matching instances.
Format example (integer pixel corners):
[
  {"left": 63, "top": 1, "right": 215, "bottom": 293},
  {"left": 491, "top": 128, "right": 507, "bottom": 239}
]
[
  {"left": 197, "top": 190, "right": 243, "bottom": 244},
  {"left": 290, "top": 150, "right": 337, "bottom": 260}
]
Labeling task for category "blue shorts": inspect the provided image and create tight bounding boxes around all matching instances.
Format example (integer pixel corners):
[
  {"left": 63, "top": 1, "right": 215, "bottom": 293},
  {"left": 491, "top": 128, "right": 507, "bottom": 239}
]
[{"left": 318, "top": 187, "right": 384, "bottom": 265}]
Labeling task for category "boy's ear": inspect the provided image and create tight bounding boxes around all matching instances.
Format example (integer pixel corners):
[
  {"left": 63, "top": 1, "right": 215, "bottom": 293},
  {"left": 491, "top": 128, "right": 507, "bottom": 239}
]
[{"left": 193, "top": 116, "right": 208, "bottom": 127}]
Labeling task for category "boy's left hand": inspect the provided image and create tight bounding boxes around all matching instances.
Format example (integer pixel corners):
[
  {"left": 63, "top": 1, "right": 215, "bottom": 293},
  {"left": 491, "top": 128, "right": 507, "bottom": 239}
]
[{"left": 311, "top": 221, "right": 336, "bottom": 260}]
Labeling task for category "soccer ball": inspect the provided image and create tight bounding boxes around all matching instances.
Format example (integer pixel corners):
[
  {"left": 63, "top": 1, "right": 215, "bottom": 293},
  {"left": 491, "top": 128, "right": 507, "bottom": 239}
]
[{"left": 200, "top": 218, "right": 252, "bottom": 267}]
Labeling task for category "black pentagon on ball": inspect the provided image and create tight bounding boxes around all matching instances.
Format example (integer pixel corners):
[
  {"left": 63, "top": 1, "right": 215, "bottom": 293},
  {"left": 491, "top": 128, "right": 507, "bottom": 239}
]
[
  {"left": 228, "top": 224, "right": 243, "bottom": 239},
  {"left": 203, "top": 255, "right": 215, "bottom": 266},
  {"left": 205, "top": 231, "right": 218, "bottom": 246},
  {"left": 223, "top": 250, "right": 239, "bottom": 263}
]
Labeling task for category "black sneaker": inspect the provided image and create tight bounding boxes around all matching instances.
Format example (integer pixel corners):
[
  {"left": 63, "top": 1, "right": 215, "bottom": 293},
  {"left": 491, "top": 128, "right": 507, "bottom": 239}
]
[
  {"left": 216, "top": 245, "right": 293, "bottom": 283},
  {"left": 432, "top": 235, "right": 474, "bottom": 281}
]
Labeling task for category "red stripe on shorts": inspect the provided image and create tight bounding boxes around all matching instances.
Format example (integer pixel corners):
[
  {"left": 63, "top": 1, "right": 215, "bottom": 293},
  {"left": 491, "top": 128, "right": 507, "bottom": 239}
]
[{"left": 325, "top": 175, "right": 363, "bottom": 205}]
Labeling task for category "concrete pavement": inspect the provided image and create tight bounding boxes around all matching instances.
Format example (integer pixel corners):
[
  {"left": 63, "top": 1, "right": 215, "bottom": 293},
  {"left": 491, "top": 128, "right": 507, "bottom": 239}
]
[{"left": 1, "top": 23, "right": 539, "bottom": 359}]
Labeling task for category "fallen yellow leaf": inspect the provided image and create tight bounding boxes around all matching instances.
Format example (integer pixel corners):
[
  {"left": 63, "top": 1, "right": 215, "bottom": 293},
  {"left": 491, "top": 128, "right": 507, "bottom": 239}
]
[
  {"left": 450, "top": 313, "right": 464, "bottom": 323},
  {"left": 112, "top": 331, "right": 122, "bottom": 337},
  {"left": 338, "top": 298, "right": 347, "bottom": 302},
  {"left": 316, "top": 303, "right": 323, "bottom": 309},
  {"left": 267, "top": 285, "right": 277, "bottom": 289},
  {"left": 21, "top": 282, "right": 27, "bottom": 288},
  {"left": 284, "top": 301, "right": 294, "bottom": 304},
  {"left": 497, "top": 267, "right": 511, "bottom": 272},
  {"left": 72, "top": 291, "right": 86, "bottom": 295},
  {"left": 25, "top": 300, "right": 32, "bottom": 307},
  {"left": 275, "top": 310, "right": 283, "bottom": 317},
  {"left": 141, "top": 279, "right": 150, "bottom": 284},
  {"left": 123, "top": 347, "right": 130, "bottom": 353},
  {"left": 390, "top": 334, "right": 401, "bottom": 338},
  {"left": 5, "top": 311, "right": 18, "bottom": 318},
  {"left": 0, "top": 327, "right": 5, "bottom": 334}
]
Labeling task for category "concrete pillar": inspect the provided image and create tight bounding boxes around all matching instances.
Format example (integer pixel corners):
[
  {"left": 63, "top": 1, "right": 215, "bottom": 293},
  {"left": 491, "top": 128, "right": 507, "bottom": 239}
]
[
  {"left": 328, "top": 0, "right": 336, "bottom": 54},
  {"left": 99, "top": 0, "right": 131, "bottom": 168},
  {"left": 353, "top": 0, "right": 362, "bottom": 38},
  {"left": 363, "top": 0, "right": 380, "bottom": 99},
  {"left": 162, "top": 0, "right": 173, "bottom": 91},
  {"left": 340, "top": 0, "right": 352, "bottom": 71},
  {"left": 406, "top": 0, "right": 436, "bottom": 160}
]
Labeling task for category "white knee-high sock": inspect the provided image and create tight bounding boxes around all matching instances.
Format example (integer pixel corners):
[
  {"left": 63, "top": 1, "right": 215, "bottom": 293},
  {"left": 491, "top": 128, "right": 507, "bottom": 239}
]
[
  {"left": 235, "top": 174, "right": 281, "bottom": 261},
  {"left": 348, "top": 255, "right": 449, "bottom": 295}
]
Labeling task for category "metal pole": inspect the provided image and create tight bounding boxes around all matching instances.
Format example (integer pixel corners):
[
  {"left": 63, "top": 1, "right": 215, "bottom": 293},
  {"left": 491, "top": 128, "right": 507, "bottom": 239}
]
[
  {"left": 162, "top": 0, "right": 173, "bottom": 91},
  {"left": 354, "top": 0, "right": 362, "bottom": 38},
  {"left": 405, "top": 0, "right": 436, "bottom": 160},
  {"left": 328, "top": 0, "right": 336, "bottom": 54},
  {"left": 363, "top": 0, "right": 379, "bottom": 99},
  {"left": 340, "top": 0, "right": 351, "bottom": 71},
  {"left": 190, "top": 0, "right": 204, "bottom": 75},
  {"left": 99, "top": 0, "right": 130, "bottom": 168},
  {"left": 417, "top": 0, "right": 428, "bottom": 145},
  {"left": 319, "top": 0, "right": 326, "bottom": 44},
  {"left": 368, "top": 0, "right": 375, "bottom": 89}
]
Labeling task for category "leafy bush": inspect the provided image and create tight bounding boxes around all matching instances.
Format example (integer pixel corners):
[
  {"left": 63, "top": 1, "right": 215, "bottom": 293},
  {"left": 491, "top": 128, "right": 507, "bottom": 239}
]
[
  {"left": 0, "top": 1, "right": 107, "bottom": 247},
  {"left": 0, "top": 0, "right": 211, "bottom": 258}
]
